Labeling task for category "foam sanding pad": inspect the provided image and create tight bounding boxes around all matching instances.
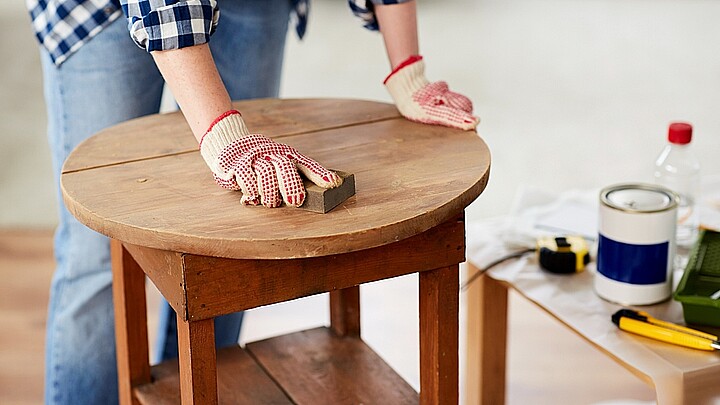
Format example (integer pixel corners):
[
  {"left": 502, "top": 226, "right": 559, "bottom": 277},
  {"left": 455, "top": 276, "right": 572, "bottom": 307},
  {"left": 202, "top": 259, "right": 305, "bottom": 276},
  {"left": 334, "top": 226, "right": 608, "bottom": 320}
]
[{"left": 300, "top": 171, "right": 355, "bottom": 213}]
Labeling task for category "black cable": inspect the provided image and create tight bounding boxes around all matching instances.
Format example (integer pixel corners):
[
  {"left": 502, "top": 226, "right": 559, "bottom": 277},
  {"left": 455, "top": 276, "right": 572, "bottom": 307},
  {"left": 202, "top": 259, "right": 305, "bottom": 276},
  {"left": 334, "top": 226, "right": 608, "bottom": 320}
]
[{"left": 460, "top": 248, "right": 536, "bottom": 292}]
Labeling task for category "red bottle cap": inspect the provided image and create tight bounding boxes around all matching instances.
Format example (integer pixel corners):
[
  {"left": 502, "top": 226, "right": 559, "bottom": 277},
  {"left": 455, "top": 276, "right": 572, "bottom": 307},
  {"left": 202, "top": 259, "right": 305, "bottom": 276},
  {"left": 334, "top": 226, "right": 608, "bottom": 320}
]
[{"left": 668, "top": 122, "right": 692, "bottom": 144}]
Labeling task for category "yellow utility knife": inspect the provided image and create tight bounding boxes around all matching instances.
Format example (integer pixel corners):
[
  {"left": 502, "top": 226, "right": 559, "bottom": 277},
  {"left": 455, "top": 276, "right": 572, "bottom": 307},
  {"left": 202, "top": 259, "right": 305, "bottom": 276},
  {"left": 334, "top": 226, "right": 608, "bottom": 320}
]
[{"left": 612, "top": 309, "right": 720, "bottom": 351}]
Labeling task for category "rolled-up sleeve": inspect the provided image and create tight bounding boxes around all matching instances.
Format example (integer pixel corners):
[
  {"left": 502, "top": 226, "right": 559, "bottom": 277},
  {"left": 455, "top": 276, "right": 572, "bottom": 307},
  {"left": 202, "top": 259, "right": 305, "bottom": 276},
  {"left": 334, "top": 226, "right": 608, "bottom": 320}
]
[
  {"left": 348, "top": 0, "right": 413, "bottom": 31},
  {"left": 120, "top": 0, "right": 219, "bottom": 52}
]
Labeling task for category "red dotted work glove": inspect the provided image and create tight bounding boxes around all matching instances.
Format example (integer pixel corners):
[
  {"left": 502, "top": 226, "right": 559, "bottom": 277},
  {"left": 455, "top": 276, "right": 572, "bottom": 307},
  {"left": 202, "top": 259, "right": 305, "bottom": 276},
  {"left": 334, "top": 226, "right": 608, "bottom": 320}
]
[
  {"left": 384, "top": 55, "right": 479, "bottom": 131},
  {"left": 199, "top": 110, "right": 342, "bottom": 208}
]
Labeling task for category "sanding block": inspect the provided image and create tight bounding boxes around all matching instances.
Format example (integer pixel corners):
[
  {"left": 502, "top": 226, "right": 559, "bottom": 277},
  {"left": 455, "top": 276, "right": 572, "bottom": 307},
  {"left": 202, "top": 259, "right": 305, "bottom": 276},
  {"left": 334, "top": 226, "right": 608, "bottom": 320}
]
[{"left": 299, "top": 170, "right": 355, "bottom": 213}]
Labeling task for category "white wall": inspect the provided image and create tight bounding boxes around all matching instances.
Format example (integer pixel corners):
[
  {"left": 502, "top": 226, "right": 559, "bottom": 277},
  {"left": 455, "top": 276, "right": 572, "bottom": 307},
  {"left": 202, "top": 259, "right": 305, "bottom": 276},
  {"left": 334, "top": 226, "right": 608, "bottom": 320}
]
[
  {"left": 4, "top": 0, "right": 720, "bottom": 228},
  {"left": 1, "top": 2, "right": 54, "bottom": 227},
  {"left": 280, "top": 0, "right": 720, "bottom": 227}
]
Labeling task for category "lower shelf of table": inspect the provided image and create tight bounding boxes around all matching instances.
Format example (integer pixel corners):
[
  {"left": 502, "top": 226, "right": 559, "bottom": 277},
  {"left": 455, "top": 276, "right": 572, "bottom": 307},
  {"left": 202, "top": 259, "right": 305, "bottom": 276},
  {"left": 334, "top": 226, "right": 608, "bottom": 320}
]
[{"left": 134, "top": 326, "right": 419, "bottom": 404}]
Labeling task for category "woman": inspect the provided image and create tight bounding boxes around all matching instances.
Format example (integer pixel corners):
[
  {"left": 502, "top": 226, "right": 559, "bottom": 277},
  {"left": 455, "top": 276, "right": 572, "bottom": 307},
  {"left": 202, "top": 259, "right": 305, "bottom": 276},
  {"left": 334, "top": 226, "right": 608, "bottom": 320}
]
[{"left": 27, "top": 0, "right": 478, "bottom": 402}]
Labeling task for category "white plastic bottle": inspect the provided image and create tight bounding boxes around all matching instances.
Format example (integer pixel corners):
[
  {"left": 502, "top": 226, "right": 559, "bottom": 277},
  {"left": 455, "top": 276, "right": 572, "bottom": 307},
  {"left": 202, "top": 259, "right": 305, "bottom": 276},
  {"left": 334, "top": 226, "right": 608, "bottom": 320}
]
[{"left": 653, "top": 122, "right": 701, "bottom": 249}]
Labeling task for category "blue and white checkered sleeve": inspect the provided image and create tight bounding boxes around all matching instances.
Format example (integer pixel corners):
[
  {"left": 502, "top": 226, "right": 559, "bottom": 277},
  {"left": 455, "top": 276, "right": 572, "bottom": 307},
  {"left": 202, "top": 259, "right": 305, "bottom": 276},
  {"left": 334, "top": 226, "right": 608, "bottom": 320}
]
[
  {"left": 120, "top": 0, "right": 219, "bottom": 52},
  {"left": 348, "top": 0, "right": 411, "bottom": 31}
]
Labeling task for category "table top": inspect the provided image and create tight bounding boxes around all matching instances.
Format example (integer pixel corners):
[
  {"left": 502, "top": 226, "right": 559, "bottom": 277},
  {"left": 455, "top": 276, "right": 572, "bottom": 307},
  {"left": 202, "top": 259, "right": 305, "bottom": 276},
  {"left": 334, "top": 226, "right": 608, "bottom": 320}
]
[{"left": 61, "top": 98, "right": 490, "bottom": 259}]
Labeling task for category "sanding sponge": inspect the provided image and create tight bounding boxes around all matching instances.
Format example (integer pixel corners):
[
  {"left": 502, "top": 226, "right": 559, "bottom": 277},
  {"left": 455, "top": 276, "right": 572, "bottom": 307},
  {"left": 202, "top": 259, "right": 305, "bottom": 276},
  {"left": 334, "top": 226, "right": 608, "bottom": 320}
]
[{"left": 300, "top": 171, "right": 355, "bottom": 213}]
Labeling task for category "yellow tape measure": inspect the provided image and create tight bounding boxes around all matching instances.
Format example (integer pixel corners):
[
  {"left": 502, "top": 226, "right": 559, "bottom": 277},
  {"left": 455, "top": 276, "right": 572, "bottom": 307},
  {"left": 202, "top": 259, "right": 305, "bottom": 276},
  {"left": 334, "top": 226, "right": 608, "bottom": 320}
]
[{"left": 536, "top": 236, "right": 589, "bottom": 274}]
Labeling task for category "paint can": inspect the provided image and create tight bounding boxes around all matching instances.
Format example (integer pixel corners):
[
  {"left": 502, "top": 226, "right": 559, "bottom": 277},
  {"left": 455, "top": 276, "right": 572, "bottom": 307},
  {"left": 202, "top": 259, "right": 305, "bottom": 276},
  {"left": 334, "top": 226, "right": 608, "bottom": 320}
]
[{"left": 595, "top": 183, "right": 678, "bottom": 305}]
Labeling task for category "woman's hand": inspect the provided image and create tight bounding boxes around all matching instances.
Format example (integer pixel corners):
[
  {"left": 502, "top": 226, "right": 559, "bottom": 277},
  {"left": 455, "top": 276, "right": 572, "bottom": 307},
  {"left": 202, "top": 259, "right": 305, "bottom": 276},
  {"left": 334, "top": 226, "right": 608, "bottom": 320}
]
[
  {"left": 384, "top": 55, "right": 479, "bottom": 131},
  {"left": 200, "top": 110, "right": 342, "bottom": 207}
]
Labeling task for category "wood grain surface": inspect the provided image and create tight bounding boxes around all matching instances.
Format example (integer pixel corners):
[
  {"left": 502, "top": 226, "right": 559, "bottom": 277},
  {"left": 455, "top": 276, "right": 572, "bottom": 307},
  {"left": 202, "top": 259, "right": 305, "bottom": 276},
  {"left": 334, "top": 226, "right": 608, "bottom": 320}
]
[
  {"left": 246, "top": 327, "right": 419, "bottom": 404},
  {"left": 329, "top": 286, "right": 361, "bottom": 337},
  {"left": 111, "top": 240, "right": 151, "bottom": 405},
  {"left": 134, "top": 347, "right": 292, "bottom": 404},
  {"left": 419, "top": 265, "right": 460, "bottom": 405},
  {"left": 61, "top": 98, "right": 490, "bottom": 259},
  {"left": 178, "top": 217, "right": 463, "bottom": 321},
  {"left": 176, "top": 318, "right": 217, "bottom": 405}
]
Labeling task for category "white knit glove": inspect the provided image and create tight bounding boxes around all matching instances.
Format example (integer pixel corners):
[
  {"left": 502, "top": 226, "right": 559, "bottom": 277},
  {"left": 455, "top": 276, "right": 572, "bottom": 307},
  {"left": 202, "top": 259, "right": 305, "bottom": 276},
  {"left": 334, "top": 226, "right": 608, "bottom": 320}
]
[
  {"left": 200, "top": 110, "right": 342, "bottom": 208},
  {"left": 384, "top": 55, "right": 479, "bottom": 131}
]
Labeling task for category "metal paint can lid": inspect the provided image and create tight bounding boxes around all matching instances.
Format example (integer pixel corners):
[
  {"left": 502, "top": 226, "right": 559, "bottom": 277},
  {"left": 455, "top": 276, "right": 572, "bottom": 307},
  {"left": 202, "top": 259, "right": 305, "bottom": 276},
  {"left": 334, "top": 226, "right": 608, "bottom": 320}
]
[{"left": 600, "top": 183, "right": 678, "bottom": 213}]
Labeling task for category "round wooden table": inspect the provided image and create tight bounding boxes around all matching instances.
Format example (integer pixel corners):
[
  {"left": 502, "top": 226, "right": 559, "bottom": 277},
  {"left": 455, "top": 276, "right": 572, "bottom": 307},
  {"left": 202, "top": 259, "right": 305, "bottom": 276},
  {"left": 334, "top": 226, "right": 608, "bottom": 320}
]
[{"left": 61, "top": 98, "right": 491, "bottom": 404}]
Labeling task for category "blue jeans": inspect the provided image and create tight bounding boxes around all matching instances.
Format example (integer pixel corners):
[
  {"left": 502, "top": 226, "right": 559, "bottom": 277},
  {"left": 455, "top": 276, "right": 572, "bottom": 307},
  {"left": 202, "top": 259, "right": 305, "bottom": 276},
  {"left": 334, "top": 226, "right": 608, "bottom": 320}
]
[{"left": 40, "top": 1, "right": 291, "bottom": 403}]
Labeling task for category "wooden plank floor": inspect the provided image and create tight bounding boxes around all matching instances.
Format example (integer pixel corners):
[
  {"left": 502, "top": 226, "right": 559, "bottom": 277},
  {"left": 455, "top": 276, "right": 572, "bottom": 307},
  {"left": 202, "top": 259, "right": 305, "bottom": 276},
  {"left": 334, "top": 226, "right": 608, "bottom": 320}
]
[
  {"left": 0, "top": 230, "right": 54, "bottom": 405},
  {"left": 0, "top": 229, "right": 656, "bottom": 405}
]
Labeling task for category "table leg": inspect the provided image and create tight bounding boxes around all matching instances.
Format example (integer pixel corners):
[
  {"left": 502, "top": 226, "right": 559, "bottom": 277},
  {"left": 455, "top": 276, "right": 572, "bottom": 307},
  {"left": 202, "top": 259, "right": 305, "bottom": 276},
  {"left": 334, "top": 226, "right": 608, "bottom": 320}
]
[
  {"left": 176, "top": 316, "right": 218, "bottom": 405},
  {"left": 110, "top": 240, "right": 151, "bottom": 405},
  {"left": 465, "top": 263, "right": 508, "bottom": 405},
  {"left": 420, "top": 265, "right": 460, "bottom": 405},
  {"left": 330, "top": 286, "right": 361, "bottom": 337}
]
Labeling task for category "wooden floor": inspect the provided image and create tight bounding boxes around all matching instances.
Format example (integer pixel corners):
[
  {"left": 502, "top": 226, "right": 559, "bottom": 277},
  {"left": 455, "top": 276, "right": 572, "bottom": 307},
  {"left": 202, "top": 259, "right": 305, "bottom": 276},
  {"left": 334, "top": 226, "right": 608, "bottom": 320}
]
[
  {"left": 0, "top": 230, "right": 54, "bottom": 405},
  {"left": 0, "top": 229, "right": 162, "bottom": 405},
  {"left": 0, "top": 229, "right": 655, "bottom": 405}
]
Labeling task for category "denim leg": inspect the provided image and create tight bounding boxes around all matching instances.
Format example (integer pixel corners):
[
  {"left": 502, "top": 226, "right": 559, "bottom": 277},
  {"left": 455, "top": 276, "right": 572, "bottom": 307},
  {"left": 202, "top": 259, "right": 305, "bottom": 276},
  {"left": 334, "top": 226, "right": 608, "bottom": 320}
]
[
  {"left": 43, "top": 2, "right": 294, "bottom": 401},
  {"left": 154, "top": 0, "right": 293, "bottom": 363},
  {"left": 211, "top": 0, "right": 292, "bottom": 100},
  {"left": 42, "top": 19, "right": 164, "bottom": 405}
]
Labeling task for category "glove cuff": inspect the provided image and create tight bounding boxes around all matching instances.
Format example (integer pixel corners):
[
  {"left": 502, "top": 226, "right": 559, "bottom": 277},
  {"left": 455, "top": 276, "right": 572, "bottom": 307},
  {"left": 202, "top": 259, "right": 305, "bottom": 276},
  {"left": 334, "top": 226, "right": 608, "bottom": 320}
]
[
  {"left": 199, "top": 110, "right": 250, "bottom": 173},
  {"left": 383, "top": 55, "right": 423, "bottom": 84},
  {"left": 384, "top": 56, "right": 430, "bottom": 103}
]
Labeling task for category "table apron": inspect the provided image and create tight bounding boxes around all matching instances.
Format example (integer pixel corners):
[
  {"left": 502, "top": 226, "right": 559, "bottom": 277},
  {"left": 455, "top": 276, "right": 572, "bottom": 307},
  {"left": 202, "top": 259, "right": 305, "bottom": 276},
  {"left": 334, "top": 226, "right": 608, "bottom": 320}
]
[{"left": 123, "top": 218, "right": 466, "bottom": 321}]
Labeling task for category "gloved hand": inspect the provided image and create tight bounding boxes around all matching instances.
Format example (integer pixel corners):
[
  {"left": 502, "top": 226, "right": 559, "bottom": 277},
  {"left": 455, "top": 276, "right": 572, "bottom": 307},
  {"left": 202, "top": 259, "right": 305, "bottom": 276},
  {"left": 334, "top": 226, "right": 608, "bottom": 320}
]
[
  {"left": 384, "top": 55, "right": 479, "bottom": 131},
  {"left": 200, "top": 110, "right": 342, "bottom": 208}
]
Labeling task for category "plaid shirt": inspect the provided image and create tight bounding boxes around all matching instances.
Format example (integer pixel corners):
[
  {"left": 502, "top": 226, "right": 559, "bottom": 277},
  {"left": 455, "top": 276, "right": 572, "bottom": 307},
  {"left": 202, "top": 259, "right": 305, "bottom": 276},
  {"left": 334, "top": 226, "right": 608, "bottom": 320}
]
[{"left": 27, "top": 0, "right": 407, "bottom": 66}]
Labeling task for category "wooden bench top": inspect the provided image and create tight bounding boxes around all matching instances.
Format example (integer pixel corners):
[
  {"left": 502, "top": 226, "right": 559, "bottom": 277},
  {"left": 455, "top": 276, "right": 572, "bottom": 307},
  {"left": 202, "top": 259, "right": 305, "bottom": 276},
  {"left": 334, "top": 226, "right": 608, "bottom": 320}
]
[{"left": 61, "top": 98, "right": 490, "bottom": 259}]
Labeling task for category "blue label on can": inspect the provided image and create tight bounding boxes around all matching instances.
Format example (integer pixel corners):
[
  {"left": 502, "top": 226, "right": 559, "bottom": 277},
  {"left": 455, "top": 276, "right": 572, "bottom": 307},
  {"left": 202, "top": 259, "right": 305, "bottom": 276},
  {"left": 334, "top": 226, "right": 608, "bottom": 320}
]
[{"left": 597, "top": 234, "right": 669, "bottom": 285}]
